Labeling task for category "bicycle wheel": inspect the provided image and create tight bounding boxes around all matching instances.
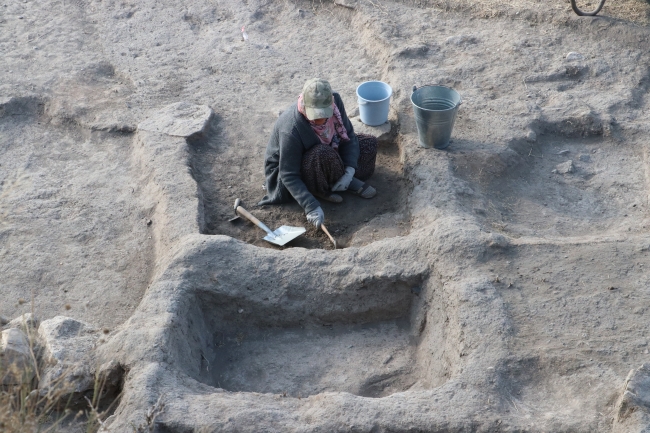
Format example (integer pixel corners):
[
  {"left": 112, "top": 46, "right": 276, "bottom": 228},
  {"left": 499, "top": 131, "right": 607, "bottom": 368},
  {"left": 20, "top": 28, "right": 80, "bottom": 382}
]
[{"left": 570, "top": 0, "right": 606, "bottom": 16}]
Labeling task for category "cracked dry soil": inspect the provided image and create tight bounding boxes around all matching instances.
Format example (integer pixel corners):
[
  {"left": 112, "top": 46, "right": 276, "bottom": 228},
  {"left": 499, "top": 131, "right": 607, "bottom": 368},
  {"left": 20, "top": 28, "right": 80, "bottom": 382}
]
[{"left": 3, "top": 0, "right": 650, "bottom": 431}]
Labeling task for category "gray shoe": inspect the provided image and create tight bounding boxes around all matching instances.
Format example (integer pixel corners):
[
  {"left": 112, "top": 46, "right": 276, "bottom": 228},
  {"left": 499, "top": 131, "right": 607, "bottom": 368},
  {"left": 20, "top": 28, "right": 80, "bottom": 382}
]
[{"left": 348, "top": 177, "right": 376, "bottom": 199}]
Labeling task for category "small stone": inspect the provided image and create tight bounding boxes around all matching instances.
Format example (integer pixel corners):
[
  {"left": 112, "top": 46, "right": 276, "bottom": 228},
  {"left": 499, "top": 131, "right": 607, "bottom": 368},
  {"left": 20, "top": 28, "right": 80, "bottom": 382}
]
[
  {"left": 525, "top": 130, "right": 537, "bottom": 142},
  {"left": 383, "top": 354, "right": 393, "bottom": 365},
  {"left": 146, "top": 219, "right": 152, "bottom": 226},
  {"left": 565, "top": 52, "right": 584, "bottom": 61},
  {"left": 6, "top": 313, "right": 38, "bottom": 331},
  {"left": 488, "top": 233, "right": 509, "bottom": 249},
  {"left": 238, "top": 308, "right": 244, "bottom": 314},
  {"left": 334, "top": 0, "right": 356, "bottom": 9},
  {"left": 445, "top": 35, "right": 478, "bottom": 45},
  {"left": 37, "top": 316, "right": 100, "bottom": 408},
  {"left": 555, "top": 160, "right": 574, "bottom": 174},
  {"left": 350, "top": 117, "right": 392, "bottom": 142},
  {"left": 0, "top": 315, "right": 8, "bottom": 325},
  {"left": 1, "top": 328, "right": 36, "bottom": 385},
  {"left": 138, "top": 102, "right": 214, "bottom": 138},
  {"left": 615, "top": 364, "right": 650, "bottom": 421}
]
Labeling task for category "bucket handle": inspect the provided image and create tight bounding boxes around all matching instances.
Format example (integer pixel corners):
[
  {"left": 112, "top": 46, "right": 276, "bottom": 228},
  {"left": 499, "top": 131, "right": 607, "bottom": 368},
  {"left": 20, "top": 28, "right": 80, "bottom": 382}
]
[{"left": 412, "top": 85, "right": 463, "bottom": 106}]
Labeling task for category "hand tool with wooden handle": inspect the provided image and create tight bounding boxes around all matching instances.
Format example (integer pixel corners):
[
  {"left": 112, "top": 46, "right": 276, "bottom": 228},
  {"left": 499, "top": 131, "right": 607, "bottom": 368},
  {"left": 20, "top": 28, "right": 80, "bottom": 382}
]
[
  {"left": 233, "top": 199, "right": 306, "bottom": 246},
  {"left": 321, "top": 224, "right": 337, "bottom": 249}
]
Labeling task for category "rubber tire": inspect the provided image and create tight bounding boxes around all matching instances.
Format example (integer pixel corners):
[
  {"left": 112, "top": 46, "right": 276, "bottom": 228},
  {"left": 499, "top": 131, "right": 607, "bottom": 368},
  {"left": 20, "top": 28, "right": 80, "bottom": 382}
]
[{"left": 570, "top": 0, "right": 606, "bottom": 16}]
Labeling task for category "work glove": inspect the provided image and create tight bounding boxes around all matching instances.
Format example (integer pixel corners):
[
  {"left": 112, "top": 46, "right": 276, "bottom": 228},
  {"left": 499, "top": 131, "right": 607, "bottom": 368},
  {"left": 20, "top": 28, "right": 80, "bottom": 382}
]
[
  {"left": 306, "top": 206, "right": 324, "bottom": 229},
  {"left": 331, "top": 166, "right": 355, "bottom": 192}
]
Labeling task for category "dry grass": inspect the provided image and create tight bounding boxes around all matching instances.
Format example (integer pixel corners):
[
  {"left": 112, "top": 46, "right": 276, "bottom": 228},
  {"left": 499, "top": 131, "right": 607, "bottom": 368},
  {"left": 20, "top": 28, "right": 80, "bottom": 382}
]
[
  {"left": 0, "top": 381, "right": 74, "bottom": 433},
  {"left": 604, "top": 0, "right": 650, "bottom": 23},
  {"left": 1, "top": 341, "right": 63, "bottom": 432},
  {"left": 131, "top": 395, "right": 165, "bottom": 433},
  {"left": 2, "top": 361, "right": 162, "bottom": 433},
  {"left": 0, "top": 318, "right": 117, "bottom": 433},
  {"left": 405, "top": 0, "right": 650, "bottom": 24}
]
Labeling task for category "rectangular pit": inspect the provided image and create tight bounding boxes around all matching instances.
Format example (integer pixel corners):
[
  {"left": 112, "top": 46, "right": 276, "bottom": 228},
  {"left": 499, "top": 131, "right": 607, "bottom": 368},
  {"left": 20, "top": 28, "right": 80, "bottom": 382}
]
[
  {"left": 210, "top": 318, "right": 416, "bottom": 398},
  {"left": 188, "top": 116, "right": 412, "bottom": 249},
  {"left": 166, "top": 271, "right": 454, "bottom": 399},
  {"left": 451, "top": 135, "right": 648, "bottom": 238}
]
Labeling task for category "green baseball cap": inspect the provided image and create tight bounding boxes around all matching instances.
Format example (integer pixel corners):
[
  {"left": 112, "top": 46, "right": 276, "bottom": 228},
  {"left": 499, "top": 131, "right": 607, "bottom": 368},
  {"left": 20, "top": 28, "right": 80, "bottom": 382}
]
[{"left": 302, "top": 78, "right": 334, "bottom": 120}]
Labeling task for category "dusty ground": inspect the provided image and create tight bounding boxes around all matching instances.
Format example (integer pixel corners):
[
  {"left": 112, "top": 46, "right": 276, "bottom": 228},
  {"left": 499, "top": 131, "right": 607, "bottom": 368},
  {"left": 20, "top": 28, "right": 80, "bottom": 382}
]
[
  {"left": 189, "top": 112, "right": 410, "bottom": 249},
  {"left": 3, "top": 0, "right": 650, "bottom": 431}
]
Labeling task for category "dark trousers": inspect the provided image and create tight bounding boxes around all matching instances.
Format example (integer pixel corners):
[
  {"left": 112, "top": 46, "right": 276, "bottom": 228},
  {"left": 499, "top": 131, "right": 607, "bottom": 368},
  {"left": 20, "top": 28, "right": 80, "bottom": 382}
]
[{"left": 300, "top": 134, "right": 377, "bottom": 197}]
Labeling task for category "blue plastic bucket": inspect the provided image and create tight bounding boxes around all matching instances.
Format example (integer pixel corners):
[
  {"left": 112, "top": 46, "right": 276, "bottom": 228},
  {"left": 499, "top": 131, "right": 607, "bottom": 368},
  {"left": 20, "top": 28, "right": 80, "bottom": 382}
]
[
  {"left": 411, "top": 85, "right": 462, "bottom": 149},
  {"left": 356, "top": 81, "right": 392, "bottom": 126}
]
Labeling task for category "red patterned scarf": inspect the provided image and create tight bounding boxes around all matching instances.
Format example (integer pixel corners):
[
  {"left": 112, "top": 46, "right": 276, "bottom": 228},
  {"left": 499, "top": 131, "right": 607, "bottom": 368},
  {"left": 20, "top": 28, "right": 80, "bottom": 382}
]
[{"left": 297, "top": 94, "right": 350, "bottom": 150}]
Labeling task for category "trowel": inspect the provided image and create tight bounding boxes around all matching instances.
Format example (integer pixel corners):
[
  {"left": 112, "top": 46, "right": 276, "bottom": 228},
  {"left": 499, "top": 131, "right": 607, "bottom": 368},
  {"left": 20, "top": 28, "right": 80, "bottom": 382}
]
[
  {"left": 232, "top": 199, "right": 306, "bottom": 246},
  {"left": 321, "top": 224, "right": 337, "bottom": 249}
]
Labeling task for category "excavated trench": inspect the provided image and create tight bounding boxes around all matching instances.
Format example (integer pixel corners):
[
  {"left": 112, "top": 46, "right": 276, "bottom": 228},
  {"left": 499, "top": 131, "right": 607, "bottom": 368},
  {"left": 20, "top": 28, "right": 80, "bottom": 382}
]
[
  {"left": 208, "top": 318, "right": 416, "bottom": 398},
  {"left": 450, "top": 132, "right": 648, "bottom": 238},
  {"left": 167, "top": 273, "right": 457, "bottom": 399},
  {"left": 6, "top": 0, "right": 650, "bottom": 429},
  {"left": 188, "top": 105, "right": 412, "bottom": 250}
]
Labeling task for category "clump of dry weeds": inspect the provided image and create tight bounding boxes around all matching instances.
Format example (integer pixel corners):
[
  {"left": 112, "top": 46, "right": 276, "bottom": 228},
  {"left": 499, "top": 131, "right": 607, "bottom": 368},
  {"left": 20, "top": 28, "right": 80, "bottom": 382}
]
[
  {"left": 131, "top": 395, "right": 165, "bottom": 433},
  {"left": 0, "top": 380, "right": 69, "bottom": 433},
  {"left": 407, "top": 0, "right": 650, "bottom": 24},
  {"left": 0, "top": 316, "right": 118, "bottom": 433}
]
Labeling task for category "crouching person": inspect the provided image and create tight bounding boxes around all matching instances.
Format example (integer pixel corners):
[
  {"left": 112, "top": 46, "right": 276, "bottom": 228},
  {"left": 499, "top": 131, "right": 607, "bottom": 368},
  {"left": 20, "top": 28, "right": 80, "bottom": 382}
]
[{"left": 259, "top": 78, "right": 377, "bottom": 229}]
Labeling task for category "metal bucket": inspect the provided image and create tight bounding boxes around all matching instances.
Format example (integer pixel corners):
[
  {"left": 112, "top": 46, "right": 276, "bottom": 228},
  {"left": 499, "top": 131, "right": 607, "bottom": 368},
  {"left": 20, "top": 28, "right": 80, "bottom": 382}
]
[
  {"left": 411, "top": 85, "right": 462, "bottom": 149},
  {"left": 356, "top": 81, "right": 392, "bottom": 126}
]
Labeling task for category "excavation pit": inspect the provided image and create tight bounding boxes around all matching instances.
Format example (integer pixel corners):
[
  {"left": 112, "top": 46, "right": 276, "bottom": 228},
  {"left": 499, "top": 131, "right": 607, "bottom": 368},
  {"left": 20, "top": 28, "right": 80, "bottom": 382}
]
[
  {"left": 209, "top": 318, "right": 417, "bottom": 398},
  {"left": 168, "top": 272, "right": 452, "bottom": 399},
  {"left": 450, "top": 135, "right": 648, "bottom": 238},
  {"left": 189, "top": 116, "right": 412, "bottom": 249}
]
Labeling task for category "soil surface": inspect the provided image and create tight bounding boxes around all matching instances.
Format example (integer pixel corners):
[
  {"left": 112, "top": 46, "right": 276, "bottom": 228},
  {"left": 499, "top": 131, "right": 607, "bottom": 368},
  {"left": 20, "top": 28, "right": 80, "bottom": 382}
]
[
  {"left": 3, "top": 0, "right": 650, "bottom": 432},
  {"left": 189, "top": 117, "right": 410, "bottom": 249}
]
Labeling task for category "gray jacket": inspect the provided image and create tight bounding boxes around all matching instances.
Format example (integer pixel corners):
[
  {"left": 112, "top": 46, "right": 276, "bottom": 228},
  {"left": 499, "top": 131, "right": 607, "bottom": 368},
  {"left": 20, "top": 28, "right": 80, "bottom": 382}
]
[{"left": 258, "top": 92, "right": 359, "bottom": 214}]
